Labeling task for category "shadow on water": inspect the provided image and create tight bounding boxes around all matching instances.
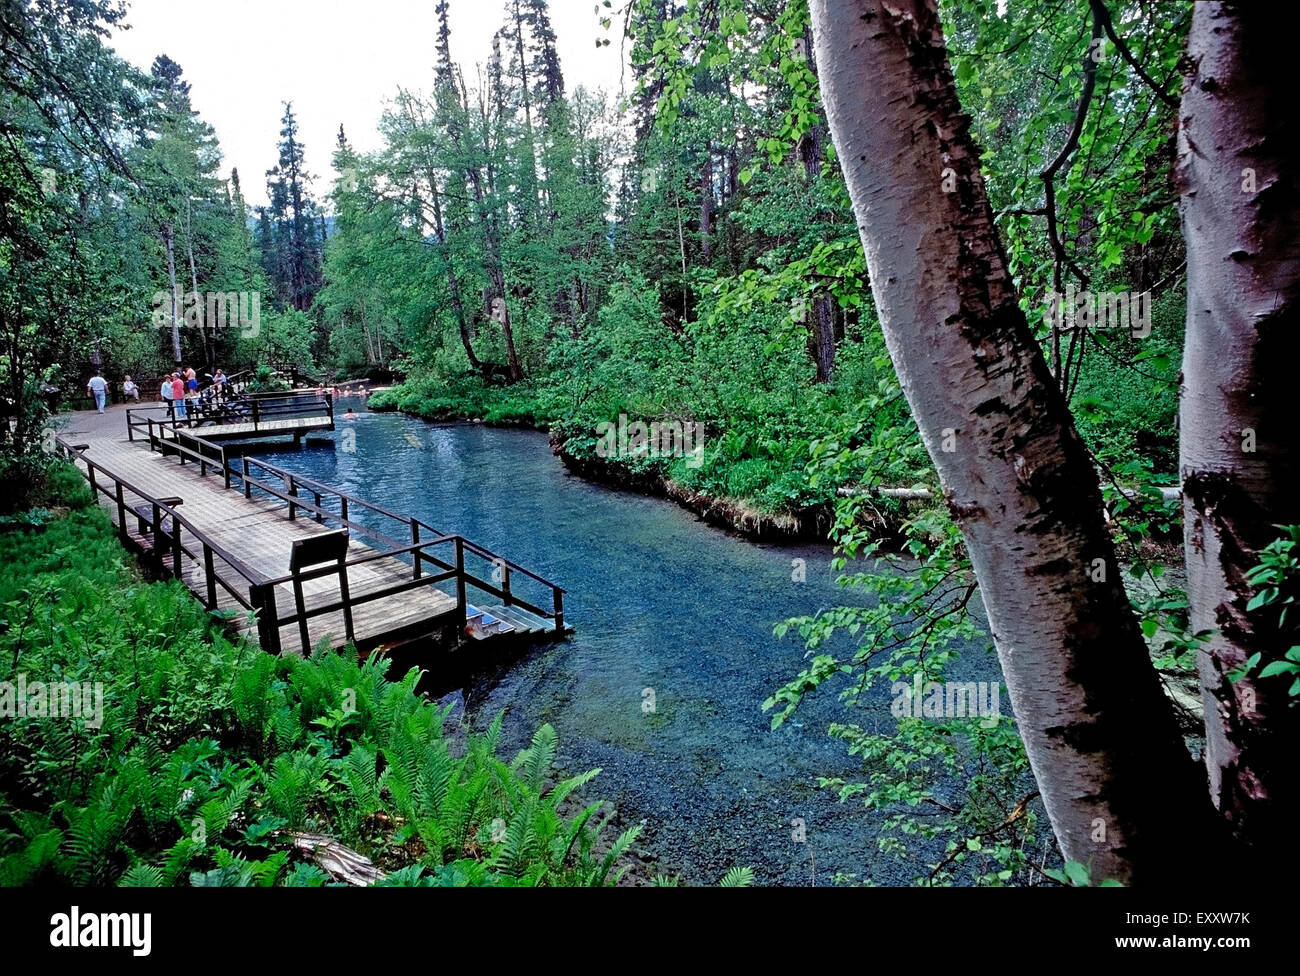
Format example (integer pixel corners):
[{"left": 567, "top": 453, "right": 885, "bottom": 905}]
[{"left": 258, "top": 403, "right": 999, "bottom": 885}]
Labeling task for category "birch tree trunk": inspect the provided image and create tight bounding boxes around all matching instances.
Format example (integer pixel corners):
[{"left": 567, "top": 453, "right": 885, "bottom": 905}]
[
  {"left": 1177, "top": 2, "right": 1300, "bottom": 853},
  {"left": 809, "top": 0, "right": 1217, "bottom": 882}
]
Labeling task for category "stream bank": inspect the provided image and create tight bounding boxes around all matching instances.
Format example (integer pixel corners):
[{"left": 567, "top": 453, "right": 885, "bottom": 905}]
[{"left": 368, "top": 396, "right": 895, "bottom": 543}]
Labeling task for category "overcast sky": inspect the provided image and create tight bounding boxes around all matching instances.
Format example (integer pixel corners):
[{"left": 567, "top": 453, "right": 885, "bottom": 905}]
[{"left": 109, "top": 0, "right": 630, "bottom": 207}]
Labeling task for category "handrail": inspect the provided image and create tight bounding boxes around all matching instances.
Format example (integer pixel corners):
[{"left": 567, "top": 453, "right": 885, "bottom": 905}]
[
  {"left": 55, "top": 437, "right": 269, "bottom": 617},
  {"left": 138, "top": 417, "right": 567, "bottom": 635}
]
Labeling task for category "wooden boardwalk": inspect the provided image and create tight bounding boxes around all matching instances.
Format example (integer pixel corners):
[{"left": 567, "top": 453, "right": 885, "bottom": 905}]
[{"left": 57, "top": 405, "right": 564, "bottom": 655}]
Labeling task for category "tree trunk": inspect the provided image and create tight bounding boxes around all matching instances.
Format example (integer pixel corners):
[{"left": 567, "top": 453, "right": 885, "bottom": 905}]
[
  {"left": 495, "top": 289, "right": 523, "bottom": 382},
  {"left": 184, "top": 203, "right": 211, "bottom": 371},
  {"left": 163, "top": 223, "right": 181, "bottom": 367},
  {"left": 700, "top": 147, "right": 713, "bottom": 261},
  {"left": 810, "top": 0, "right": 1218, "bottom": 883},
  {"left": 425, "top": 163, "right": 481, "bottom": 371},
  {"left": 801, "top": 33, "right": 836, "bottom": 382},
  {"left": 1177, "top": 1, "right": 1300, "bottom": 855},
  {"left": 809, "top": 295, "right": 835, "bottom": 382}
]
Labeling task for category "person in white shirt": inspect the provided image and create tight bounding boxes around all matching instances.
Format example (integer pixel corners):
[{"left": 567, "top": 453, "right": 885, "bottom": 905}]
[
  {"left": 86, "top": 370, "right": 109, "bottom": 414},
  {"left": 122, "top": 375, "right": 140, "bottom": 401}
]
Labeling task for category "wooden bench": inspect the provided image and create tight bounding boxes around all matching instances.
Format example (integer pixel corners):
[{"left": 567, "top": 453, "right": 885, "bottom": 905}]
[
  {"left": 290, "top": 530, "right": 354, "bottom": 652},
  {"left": 132, "top": 496, "right": 183, "bottom": 536}
]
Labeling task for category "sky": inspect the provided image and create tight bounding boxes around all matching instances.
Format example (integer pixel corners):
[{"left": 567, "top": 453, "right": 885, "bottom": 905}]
[{"left": 109, "top": 0, "right": 631, "bottom": 207}]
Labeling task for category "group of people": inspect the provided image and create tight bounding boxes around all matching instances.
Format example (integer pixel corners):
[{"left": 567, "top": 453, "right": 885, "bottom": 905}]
[
  {"left": 159, "top": 367, "right": 228, "bottom": 419},
  {"left": 85, "top": 366, "right": 229, "bottom": 418},
  {"left": 314, "top": 384, "right": 371, "bottom": 399}
]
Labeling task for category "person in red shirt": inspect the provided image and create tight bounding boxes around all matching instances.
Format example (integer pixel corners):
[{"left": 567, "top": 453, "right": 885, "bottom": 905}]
[{"left": 171, "top": 373, "right": 187, "bottom": 420}]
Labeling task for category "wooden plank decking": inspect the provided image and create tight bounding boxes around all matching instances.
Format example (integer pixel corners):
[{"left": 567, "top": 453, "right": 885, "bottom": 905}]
[
  {"left": 60, "top": 408, "right": 457, "bottom": 654},
  {"left": 184, "top": 415, "right": 334, "bottom": 440}
]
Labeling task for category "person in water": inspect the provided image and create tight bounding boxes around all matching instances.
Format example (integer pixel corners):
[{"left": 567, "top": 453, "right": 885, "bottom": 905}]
[{"left": 343, "top": 408, "right": 357, "bottom": 420}]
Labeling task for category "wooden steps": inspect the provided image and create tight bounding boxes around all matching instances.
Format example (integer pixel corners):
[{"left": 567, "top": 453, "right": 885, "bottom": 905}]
[{"left": 464, "top": 603, "right": 553, "bottom": 640}]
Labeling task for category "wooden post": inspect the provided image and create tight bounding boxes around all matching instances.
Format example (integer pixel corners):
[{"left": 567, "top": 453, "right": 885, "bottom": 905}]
[
  {"left": 340, "top": 497, "right": 349, "bottom": 525},
  {"left": 553, "top": 589, "right": 564, "bottom": 633},
  {"left": 127, "top": 411, "right": 134, "bottom": 442},
  {"left": 287, "top": 475, "right": 297, "bottom": 520},
  {"left": 115, "top": 482, "right": 128, "bottom": 545},
  {"left": 338, "top": 550, "right": 355, "bottom": 646},
  {"left": 151, "top": 502, "right": 165, "bottom": 564},
  {"left": 455, "top": 537, "right": 467, "bottom": 629},
  {"left": 411, "top": 521, "right": 421, "bottom": 580},
  {"left": 242, "top": 456, "right": 252, "bottom": 498},
  {"left": 171, "top": 516, "right": 182, "bottom": 578},
  {"left": 204, "top": 543, "right": 217, "bottom": 609},
  {"left": 222, "top": 445, "right": 231, "bottom": 490},
  {"left": 254, "top": 584, "right": 282, "bottom": 654},
  {"left": 252, "top": 398, "right": 260, "bottom": 432},
  {"left": 313, "top": 490, "right": 323, "bottom": 523},
  {"left": 87, "top": 463, "right": 97, "bottom": 499},
  {"left": 292, "top": 566, "right": 310, "bottom": 655},
  {"left": 502, "top": 565, "right": 512, "bottom": 606}
]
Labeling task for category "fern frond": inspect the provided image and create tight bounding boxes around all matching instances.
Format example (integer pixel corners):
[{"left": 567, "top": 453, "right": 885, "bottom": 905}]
[
  {"left": 118, "top": 863, "right": 165, "bottom": 887},
  {"left": 719, "top": 866, "right": 755, "bottom": 887},
  {"left": 587, "top": 824, "right": 642, "bottom": 887}
]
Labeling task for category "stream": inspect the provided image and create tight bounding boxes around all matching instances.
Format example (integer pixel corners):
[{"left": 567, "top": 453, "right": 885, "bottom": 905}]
[{"left": 258, "top": 403, "right": 998, "bottom": 885}]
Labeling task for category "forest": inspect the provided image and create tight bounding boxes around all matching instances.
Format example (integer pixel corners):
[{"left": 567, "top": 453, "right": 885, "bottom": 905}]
[{"left": 0, "top": 0, "right": 1293, "bottom": 908}]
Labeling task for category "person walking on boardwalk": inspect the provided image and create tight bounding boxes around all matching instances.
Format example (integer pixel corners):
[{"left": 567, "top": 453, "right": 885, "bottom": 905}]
[
  {"left": 86, "top": 370, "right": 108, "bottom": 414},
  {"left": 160, "top": 374, "right": 174, "bottom": 418}
]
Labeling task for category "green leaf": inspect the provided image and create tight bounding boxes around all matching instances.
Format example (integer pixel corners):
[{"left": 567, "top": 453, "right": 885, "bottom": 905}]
[
  {"left": 1258, "top": 660, "right": 1300, "bottom": 679},
  {"left": 1063, "top": 861, "right": 1091, "bottom": 886}
]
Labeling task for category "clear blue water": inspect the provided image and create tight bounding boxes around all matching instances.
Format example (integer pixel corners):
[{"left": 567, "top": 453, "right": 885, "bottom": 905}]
[{"left": 258, "top": 404, "right": 996, "bottom": 885}]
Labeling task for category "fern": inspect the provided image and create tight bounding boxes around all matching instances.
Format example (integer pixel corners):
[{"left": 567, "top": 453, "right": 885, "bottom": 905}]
[
  {"left": 719, "top": 866, "right": 755, "bottom": 887},
  {"left": 118, "top": 863, "right": 164, "bottom": 887},
  {"left": 513, "top": 724, "right": 558, "bottom": 794},
  {"left": 585, "top": 824, "right": 643, "bottom": 887}
]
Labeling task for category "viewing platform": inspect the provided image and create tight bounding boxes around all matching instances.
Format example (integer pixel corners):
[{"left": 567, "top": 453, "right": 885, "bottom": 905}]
[{"left": 126, "top": 389, "right": 336, "bottom": 445}]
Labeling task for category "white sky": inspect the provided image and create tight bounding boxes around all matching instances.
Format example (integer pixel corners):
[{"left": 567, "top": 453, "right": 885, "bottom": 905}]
[{"left": 109, "top": 0, "right": 630, "bottom": 207}]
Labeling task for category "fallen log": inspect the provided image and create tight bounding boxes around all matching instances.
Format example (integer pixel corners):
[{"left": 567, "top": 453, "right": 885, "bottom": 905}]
[{"left": 287, "top": 831, "right": 386, "bottom": 886}]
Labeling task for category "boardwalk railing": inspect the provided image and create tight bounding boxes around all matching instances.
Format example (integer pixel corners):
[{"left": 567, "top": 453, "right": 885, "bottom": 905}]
[
  {"left": 55, "top": 436, "right": 269, "bottom": 620},
  {"left": 127, "top": 390, "right": 333, "bottom": 438},
  {"left": 131, "top": 419, "right": 567, "bottom": 641}
]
